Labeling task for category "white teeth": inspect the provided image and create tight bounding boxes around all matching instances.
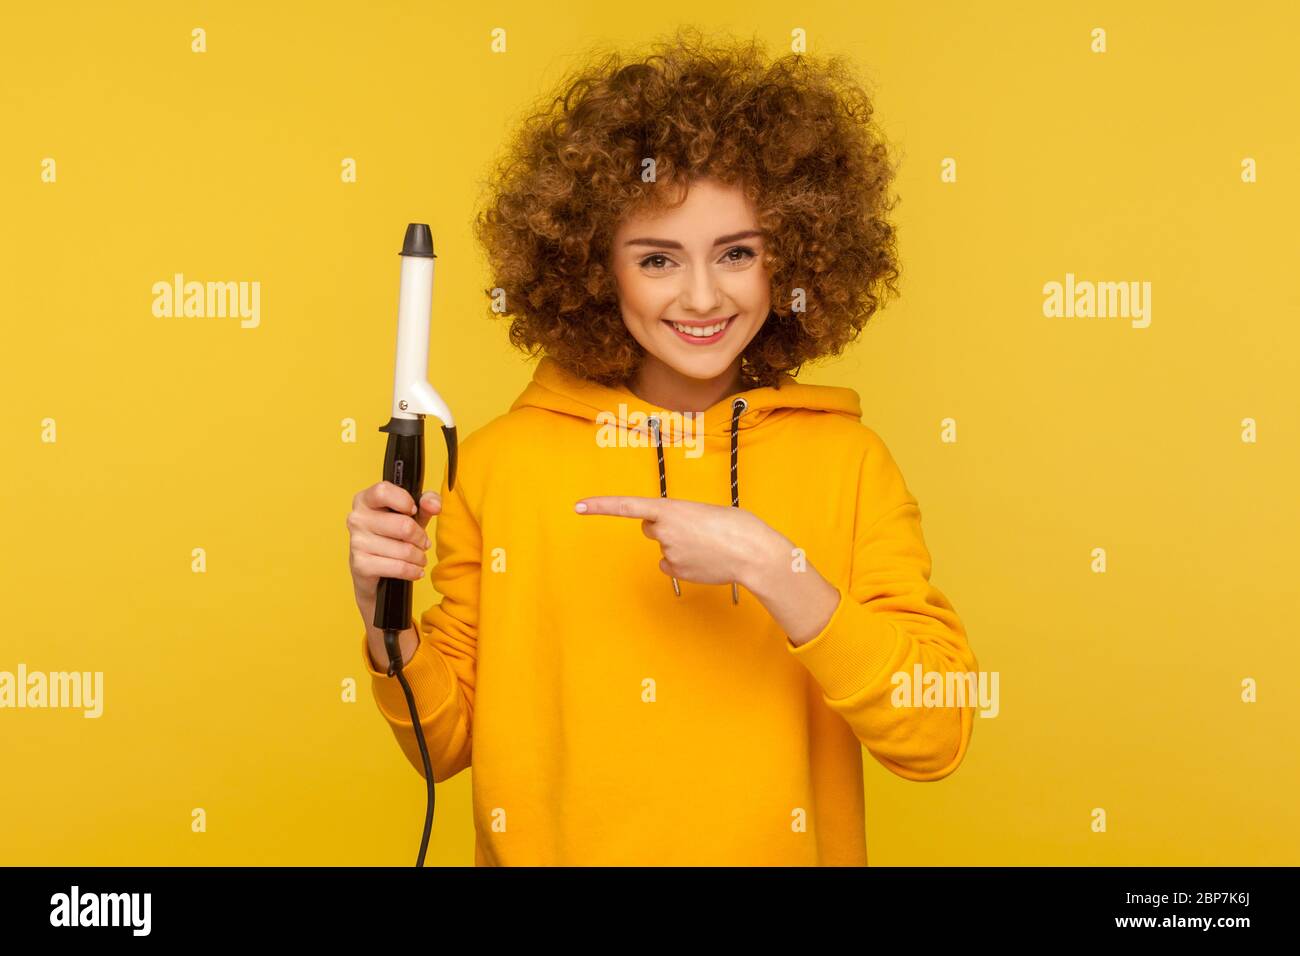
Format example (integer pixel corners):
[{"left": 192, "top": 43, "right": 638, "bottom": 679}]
[{"left": 670, "top": 318, "right": 729, "bottom": 337}]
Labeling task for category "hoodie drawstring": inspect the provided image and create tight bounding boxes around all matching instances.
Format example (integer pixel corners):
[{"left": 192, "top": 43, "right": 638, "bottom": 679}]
[
  {"left": 649, "top": 396, "right": 749, "bottom": 605},
  {"left": 728, "top": 397, "right": 748, "bottom": 603},
  {"left": 648, "top": 414, "right": 680, "bottom": 598}
]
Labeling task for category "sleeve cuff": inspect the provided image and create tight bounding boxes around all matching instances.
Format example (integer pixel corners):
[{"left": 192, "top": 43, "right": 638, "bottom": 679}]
[
  {"left": 786, "top": 586, "right": 902, "bottom": 700},
  {"left": 360, "top": 619, "right": 456, "bottom": 723}
]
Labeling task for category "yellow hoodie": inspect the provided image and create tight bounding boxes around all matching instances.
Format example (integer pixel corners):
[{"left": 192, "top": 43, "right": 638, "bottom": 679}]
[{"left": 361, "top": 355, "right": 977, "bottom": 866}]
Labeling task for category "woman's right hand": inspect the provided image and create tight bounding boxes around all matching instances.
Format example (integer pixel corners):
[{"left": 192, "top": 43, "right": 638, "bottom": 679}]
[{"left": 348, "top": 481, "right": 442, "bottom": 605}]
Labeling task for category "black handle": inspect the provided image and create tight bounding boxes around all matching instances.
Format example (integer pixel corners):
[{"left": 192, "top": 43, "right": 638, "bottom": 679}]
[{"left": 374, "top": 417, "right": 426, "bottom": 670}]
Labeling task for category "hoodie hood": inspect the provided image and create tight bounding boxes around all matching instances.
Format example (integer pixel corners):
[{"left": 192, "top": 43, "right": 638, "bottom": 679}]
[
  {"left": 510, "top": 356, "right": 863, "bottom": 602},
  {"left": 510, "top": 355, "right": 863, "bottom": 440}
]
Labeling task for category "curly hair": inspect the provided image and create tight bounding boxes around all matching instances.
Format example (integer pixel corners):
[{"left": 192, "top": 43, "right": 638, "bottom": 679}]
[{"left": 471, "top": 25, "right": 902, "bottom": 389}]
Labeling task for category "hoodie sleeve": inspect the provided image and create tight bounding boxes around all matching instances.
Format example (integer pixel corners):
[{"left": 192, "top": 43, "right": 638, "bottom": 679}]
[
  {"left": 359, "top": 460, "right": 480, "bottom": 782},
  {"left": 786, "top": 429, "right": 977, "bottom": 782}
]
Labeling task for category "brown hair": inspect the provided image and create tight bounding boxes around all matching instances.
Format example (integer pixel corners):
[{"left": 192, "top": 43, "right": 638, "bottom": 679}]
[{"left": 471, "top": 25, "right": 902, "bottom": 388}]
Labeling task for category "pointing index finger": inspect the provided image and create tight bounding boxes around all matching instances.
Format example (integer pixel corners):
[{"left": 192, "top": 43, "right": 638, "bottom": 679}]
[{"left": 575, "top": 496, "right": 667, "bottom": 520}]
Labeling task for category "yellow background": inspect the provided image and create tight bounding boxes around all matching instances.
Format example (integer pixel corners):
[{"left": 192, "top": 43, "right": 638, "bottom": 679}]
[{"left": 2, "top": 1, "right": 1296, "bottom": 865}]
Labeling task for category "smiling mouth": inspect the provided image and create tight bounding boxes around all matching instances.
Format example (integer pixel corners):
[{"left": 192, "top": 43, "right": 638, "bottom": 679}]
[{"left": 664, "top": 314, "right": 737, "bottom": 344}]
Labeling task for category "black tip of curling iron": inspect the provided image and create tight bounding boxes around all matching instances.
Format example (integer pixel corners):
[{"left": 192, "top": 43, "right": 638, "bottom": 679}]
[{"left": 401, "top": 223, "right": 436, "bottom": 258}]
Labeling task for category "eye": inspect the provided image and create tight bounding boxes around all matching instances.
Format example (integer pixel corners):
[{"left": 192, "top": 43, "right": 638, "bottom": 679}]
[
  {"left": 721, "top": 245, "right": 757, "bottom": 265},
  {"left": 638, "top": 253, "right": 674, "bottom": 272}
]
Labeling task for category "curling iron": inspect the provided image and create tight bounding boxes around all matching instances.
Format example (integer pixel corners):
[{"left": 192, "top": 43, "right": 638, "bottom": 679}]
[{"left": 374, "top": 222, "right": 458, "bottom": 868}]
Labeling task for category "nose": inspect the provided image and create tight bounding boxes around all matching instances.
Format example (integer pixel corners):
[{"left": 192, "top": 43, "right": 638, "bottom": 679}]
[{"left": 678, "top": 259, "right": 725, "bottom": 316}]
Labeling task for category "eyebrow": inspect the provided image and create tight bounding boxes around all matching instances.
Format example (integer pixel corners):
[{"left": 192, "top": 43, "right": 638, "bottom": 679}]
[{"left": 623, "top": 229, "right": 764, "bottom": 250}]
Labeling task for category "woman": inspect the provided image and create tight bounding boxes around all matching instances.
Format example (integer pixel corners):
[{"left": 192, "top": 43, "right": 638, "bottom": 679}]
[{"left": 347, "top": 27, "right": 977, "bottom": 866}]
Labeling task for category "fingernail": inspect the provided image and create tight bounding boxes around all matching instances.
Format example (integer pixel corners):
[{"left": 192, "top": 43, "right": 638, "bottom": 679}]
[{"left": 574, "top": 502, "right": 587, "bottom": 513}]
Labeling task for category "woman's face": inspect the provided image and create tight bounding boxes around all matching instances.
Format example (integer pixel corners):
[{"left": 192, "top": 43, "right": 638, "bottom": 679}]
[{"left": 610, "top": 177, "right": 771, "bottom": 387}]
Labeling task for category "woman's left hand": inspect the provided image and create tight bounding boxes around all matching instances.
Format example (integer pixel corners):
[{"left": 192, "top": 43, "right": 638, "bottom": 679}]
[{"left": 574, "top": 495, "right": 782, "bottom": 588}]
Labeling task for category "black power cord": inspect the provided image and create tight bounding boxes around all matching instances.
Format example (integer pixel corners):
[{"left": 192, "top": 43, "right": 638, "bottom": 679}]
[{"left": 384, "top": 627, "right": 435, "bottom": 867}]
